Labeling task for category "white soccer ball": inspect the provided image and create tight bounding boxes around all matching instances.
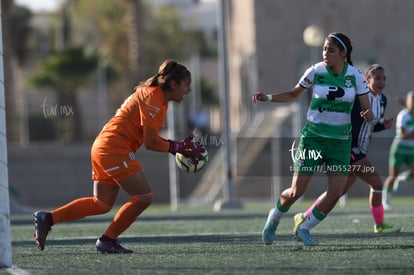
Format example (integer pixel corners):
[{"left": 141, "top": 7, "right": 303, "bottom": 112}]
[{"left": 175, "top": 149, "right": 208, "bottom": 173}]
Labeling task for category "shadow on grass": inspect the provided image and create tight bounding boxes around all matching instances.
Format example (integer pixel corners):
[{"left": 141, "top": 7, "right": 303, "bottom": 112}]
[
  {"left": 14, "top": 231, "right": 414, "bottom": 251},
  {"left": 15, "top": 233, "right": 262, "bottom": 247},
  {"left": 11, "top": 213, "right": 268, "bottom": 226},
  {"left": 11, "top": 209, "right": 380, "bottom": 226},
  {"left": 11, "top": 211, "right": 380, "bottom": 225}
]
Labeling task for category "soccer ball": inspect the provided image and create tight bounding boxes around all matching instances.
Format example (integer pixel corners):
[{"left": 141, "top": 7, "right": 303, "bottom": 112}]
[{"left": 175, "top": 149, "right": 208, "bottom": 173}]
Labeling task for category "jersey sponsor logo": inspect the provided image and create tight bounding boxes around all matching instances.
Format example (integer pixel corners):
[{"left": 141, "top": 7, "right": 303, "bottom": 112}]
[
  {"left": 326, "top": 86, "right": 345, "bottom": 100},
  {"left": 318, "top": 106, "right": 347, "bottom": 113}
]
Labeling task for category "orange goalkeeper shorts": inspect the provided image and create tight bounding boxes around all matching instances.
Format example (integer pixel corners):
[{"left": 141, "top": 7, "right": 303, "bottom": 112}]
[{"left": 91, "top": 136, "right": 142, "bottom": 184}]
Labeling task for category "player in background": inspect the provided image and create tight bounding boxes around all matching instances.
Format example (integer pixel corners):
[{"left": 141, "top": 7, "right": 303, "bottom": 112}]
[
  {"left": 253, "top": 32, "right": 373, "bottom": 245},
  {"left": 382, "top": 91, "right": 414, "bottom": 210},
  {"left": 33, "top": 59, "right": 206, "bottom": 253},
  {"left": 293, "top": 64, "right": 400, "bottom": 233}
]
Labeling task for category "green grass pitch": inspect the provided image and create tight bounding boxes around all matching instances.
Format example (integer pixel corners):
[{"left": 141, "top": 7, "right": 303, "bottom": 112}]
[{"left": 5, "top": 197, "right": 414, "bottom": 274}]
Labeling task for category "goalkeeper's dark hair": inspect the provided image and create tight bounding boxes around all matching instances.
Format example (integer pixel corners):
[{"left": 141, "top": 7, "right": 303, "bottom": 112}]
[{"left": 137, "top": 59, "right": 191, "bottom": 92}]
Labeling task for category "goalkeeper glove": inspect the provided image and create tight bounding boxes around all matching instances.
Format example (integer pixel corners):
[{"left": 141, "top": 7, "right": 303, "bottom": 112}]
[{"left": 169, "top": 135, "right": 206, "bottom": 161}]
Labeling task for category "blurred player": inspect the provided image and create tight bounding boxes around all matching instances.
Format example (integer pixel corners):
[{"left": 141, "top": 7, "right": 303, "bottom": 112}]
[
  {"left": 294, "top": 64, "right": 400, "bottom": 233},
  {"left": 382, "top": 91, "right": 414, "bottom": 210},
  {"left": 33, "top": 59, "right": 206, "bottom": 253},
  {"left": 253, "top": 32, "right": 373, "bottom": 245}
]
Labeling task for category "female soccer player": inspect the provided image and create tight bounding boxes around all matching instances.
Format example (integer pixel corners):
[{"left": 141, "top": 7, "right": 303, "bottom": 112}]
[
  {"left": 33, "top": 59, "right": 206, "bottom": 253},
  {"left": 382, "top": 91, "right": 414, "bottom": 210},
  {"left": 293, "top": 64, "right": 400, "bottom": 234},
  {"left": 253, "top": 32, "right": 373, "bottom": 245}
]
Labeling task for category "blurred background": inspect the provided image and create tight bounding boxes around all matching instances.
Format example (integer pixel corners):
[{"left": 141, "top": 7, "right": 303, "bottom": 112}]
[{"left": 5, "top": 0, "right": 414, "bottom": 211}]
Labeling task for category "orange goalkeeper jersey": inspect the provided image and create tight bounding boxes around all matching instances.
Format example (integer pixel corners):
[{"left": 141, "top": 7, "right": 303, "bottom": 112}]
[{"left": 97, "top": 86, "right": 168, "bottom": 152}]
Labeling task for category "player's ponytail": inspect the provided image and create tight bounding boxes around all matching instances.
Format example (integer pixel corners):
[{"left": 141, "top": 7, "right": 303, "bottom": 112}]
[{"left": 327, "top": 32, "right": 353, "bottom": 66}]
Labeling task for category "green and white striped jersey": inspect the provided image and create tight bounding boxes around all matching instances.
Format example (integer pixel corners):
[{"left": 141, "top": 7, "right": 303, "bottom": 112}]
[
  {"left": 298, "top": 62, "right": 369, "bottom": 140},
  {"left": 394, "top": 108, "right": 414, "bottom": 149}
]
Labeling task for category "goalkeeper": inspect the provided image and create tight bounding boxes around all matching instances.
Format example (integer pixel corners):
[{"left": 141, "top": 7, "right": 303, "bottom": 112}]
[{"left": 33, "top": 59, "right": 206, "bottom": 254}]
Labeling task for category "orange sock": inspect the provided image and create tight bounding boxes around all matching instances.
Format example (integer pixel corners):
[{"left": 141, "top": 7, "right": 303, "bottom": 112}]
[
  {"left": 104, "top": 192, "right": 153, "bottom": 239},
  {"left": 51, "top": 197, "right": 112, "bottom": 224}
]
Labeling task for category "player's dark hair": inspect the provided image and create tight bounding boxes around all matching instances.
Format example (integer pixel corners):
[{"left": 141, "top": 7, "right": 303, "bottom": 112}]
[
  {"left": 327, "top": 32, "right": 353, "bottom": 66},
  {"left": 138, "top": 59, "right": 191, "bottom": 92},
  {"left": 365, "top": 64, "right": 385, "bottom": 78}
]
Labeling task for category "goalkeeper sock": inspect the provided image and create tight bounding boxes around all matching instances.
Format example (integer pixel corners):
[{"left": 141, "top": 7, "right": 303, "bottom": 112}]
[
  {"left": 51, "top": 197, "right": 112, "bottom": 224},
  {"left": 104, "top": 192, "right": 153, "bottom": 239}
]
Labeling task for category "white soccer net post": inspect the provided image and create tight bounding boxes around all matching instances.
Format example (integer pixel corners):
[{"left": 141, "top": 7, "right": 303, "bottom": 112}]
[{"left": 0, "top": 0, "right": 12, "bottom": 268}]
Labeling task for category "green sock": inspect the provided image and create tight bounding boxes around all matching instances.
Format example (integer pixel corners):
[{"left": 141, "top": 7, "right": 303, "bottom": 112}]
[
  {"left": 276, "top": 199, "right": 290, "bottom": 213},
  {"left": 312, "top": 207, "right": 327, "bottom": 221},
  {"left": 300, "top": 207, "right": 326, "bottom": 231}
]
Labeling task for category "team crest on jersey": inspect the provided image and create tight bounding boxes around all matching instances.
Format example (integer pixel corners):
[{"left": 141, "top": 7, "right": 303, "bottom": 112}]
[{"left": 344, "top": 77, "right": 352, "bottom": 88}]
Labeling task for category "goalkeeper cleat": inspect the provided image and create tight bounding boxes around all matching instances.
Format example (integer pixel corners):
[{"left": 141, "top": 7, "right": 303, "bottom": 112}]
[
  {"left": 262, "top": 208, "right": 279, "bottom": 245},
  {"left": 33, "top": 211, "right": 53, "bottom": 250},
  {"left": 96, "top": 237, "right": 133, "bottom": 254},
  {"left": 295, "top": 228, "right": 317, "bottom": 246},
  {"left": 293, "top": 212, "right": 306, "bottom": 233},
  {"left": 374, "top": 222, "right": 401, "bottom": 234}
]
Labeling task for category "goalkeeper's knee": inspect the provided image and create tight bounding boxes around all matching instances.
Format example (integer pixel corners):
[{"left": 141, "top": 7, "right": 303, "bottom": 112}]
[
  {"left": 132, "top": 192, "right": 154, "bottom": 209},
  {"left": 93, "top": 197, "right": 112, "bottom": 214}
]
